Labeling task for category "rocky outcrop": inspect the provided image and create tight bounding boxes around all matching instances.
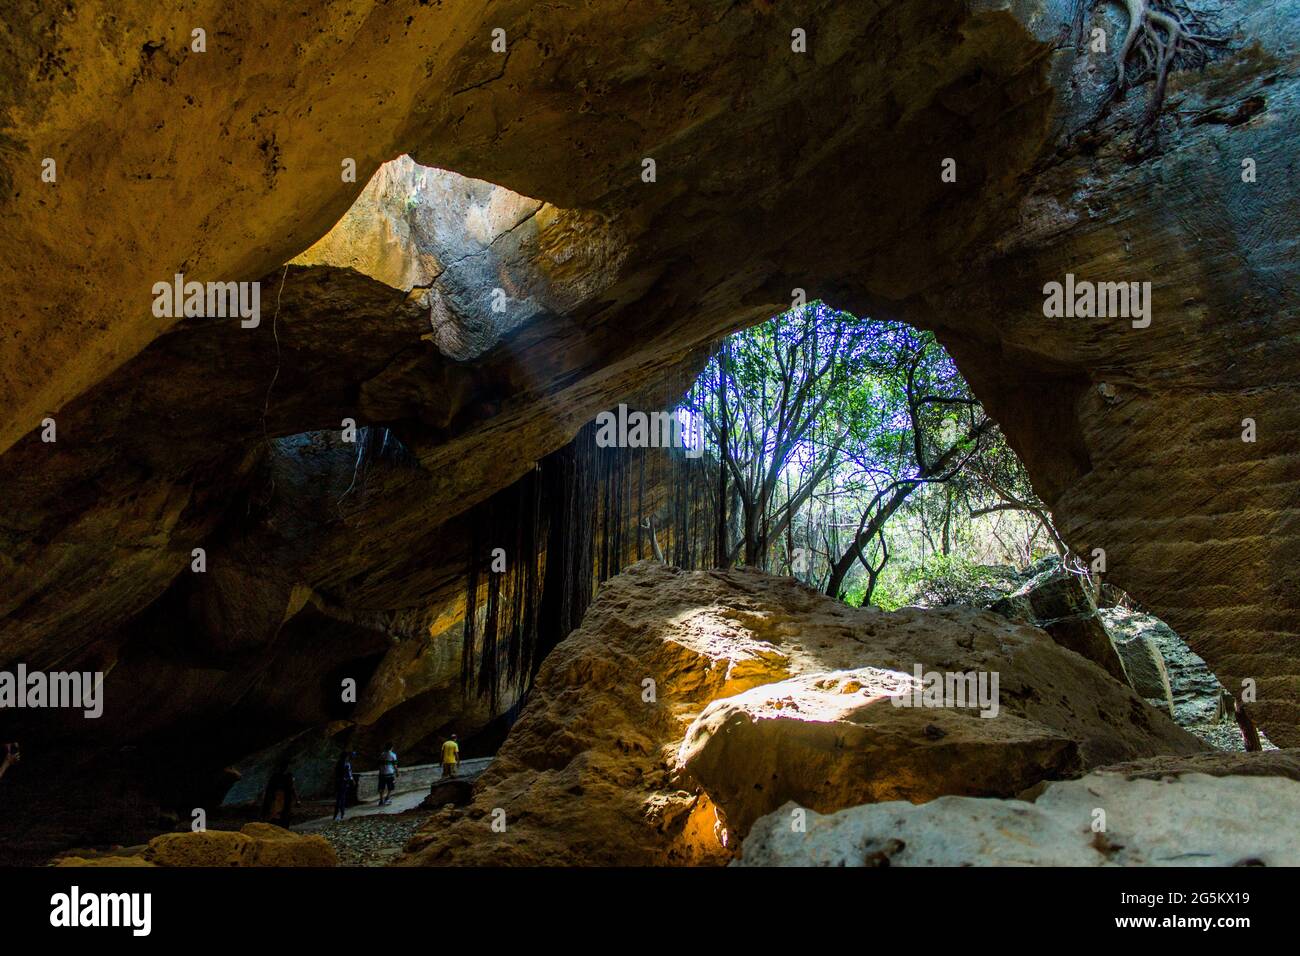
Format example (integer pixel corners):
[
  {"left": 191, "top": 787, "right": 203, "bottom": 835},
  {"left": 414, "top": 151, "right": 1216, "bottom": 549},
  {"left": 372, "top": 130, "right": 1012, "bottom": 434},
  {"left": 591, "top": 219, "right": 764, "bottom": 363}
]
[
  {"left": 1112, "top": 632, "right": 1176, "bottom": 717},
  {"left": 678, "top": 670, "right": 1078, "bottom": 839},
  {"left": 0, "top": 148, "right": 702, "bottom": 801},
  {"left": 402, "top": 562, "right": 1204, "bottom": 864},
  {"left": 52, "top": 823, "right": 337, "bottom": 868},
  {"left": 737, "top": 770, "right": 1300, "bottom": 866},
  {"left": 991, "top": 565, "right": 1130, "bottom": 684},
  {"left": 421, "top": 778, "right": 475, "bottom": 810},
  {"left": 2, "top": 0, "right": 1298, "bottom": 792},
  {"left": 932, "top": 5, "right": 1300, "bottom": 745},
  {"left": 1102, "top": 607, "right": 1274, "bottom": 751},
  {"left": 1091, "top": 748, "right": 1300, "bottom": 783}
]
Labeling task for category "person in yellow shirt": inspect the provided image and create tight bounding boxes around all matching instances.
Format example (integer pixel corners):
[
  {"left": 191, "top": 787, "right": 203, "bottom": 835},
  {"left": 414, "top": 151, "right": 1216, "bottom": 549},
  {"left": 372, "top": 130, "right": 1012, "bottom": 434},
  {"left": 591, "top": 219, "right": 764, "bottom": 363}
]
[{"left": 440, "top": 734, "right": 460, "bottom": 778}]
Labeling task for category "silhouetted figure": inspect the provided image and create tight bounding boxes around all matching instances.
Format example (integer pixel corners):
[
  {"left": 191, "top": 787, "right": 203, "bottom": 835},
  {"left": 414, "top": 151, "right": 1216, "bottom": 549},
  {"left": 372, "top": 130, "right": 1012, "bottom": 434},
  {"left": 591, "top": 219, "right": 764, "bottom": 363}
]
[
  {"left": 261, "top": 760, "right": 298, "bottom": 827},
  {"left": 333, "top": 751, "right": 355, "bottom": 821},
  {"left": 441, "top": 734, "right": 460, "bottom": 779}
]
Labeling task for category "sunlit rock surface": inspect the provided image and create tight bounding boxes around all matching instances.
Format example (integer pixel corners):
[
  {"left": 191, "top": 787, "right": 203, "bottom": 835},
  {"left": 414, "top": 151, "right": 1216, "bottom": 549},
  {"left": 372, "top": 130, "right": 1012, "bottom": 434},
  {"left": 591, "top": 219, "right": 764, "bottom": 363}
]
[
  {"left": 737, "top": 769, "right": 1300, "bottom": 866},
  {"left": 402, "top": 562, "right": 1204, "bottom": 864},
  {"left": 52, "top": 823, "right": 337, "bottom": 868},
  {"left": 1, "top": 0, "right": 1298, "bottom": 809},
  {"left": 991, "top": 564, "right": 1130, "bottom": 684}
]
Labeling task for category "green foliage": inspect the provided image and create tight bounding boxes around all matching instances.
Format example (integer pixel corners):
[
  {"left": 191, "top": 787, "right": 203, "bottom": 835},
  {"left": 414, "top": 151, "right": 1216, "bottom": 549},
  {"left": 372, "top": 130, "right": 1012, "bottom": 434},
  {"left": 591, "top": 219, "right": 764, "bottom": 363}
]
[
  {"left": 686, "top": 300, "right": 1056, "bottom": 601},
  {"left": 890, "top": 555, "right": 1022, "bottom": 609}
]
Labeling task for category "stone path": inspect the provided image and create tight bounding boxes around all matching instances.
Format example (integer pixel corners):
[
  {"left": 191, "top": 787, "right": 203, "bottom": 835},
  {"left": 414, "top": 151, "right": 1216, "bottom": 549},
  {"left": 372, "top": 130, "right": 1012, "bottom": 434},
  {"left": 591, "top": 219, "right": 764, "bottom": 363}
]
[{"left": 293, "top": 757, "right": 493, "bottom": 866}]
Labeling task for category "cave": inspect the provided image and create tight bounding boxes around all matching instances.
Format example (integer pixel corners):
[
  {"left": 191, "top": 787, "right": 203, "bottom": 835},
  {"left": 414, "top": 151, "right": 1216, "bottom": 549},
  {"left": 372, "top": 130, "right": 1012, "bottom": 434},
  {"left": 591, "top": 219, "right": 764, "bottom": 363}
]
[{"left": 1, "top": 0, "right": 1298, "bottom": 911}]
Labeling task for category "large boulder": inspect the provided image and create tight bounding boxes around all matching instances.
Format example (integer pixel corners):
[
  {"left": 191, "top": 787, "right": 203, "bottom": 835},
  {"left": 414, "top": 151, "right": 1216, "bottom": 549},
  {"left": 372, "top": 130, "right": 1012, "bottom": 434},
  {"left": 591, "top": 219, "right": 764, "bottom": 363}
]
[
  {"left": 1101, "top": 609, "right": 1225, "bottom": 719},
  {"left": 677, "top": 669, "right": 1079, "bottom": 838},
  {"left": 52, "top": 823, "right": 337, "bottom": 867},
  {"left": 1100, "top": 607, "right": 1277, "bottom": 752},
  {"left": 737, "top": 770, "right": 1300, "bottom": 867},
  {"left": 1112, "top": 634, "right": 1176, "bottom": 718},
  {"left": 402, "top": 562, "right": 1205, "bottom": 865},
  {"left": 138, "top": 823, "right": 335, "bottom": 867},
  {"left": 992, "top": 567, "right": 1130, "bottom": 685},
  {"left": 420, "top": 778, "right": 474, "bottom": 809}
]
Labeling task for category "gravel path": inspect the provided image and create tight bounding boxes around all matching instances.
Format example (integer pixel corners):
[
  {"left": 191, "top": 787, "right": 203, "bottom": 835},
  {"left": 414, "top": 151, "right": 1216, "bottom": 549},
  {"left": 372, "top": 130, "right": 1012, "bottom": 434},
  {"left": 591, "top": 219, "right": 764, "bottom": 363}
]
[
  {"left": 297, "top": 757, "right": 494, "bottom": 866},
  {"left": 314, "top": 812, "right": 429, "bottom": 866}
]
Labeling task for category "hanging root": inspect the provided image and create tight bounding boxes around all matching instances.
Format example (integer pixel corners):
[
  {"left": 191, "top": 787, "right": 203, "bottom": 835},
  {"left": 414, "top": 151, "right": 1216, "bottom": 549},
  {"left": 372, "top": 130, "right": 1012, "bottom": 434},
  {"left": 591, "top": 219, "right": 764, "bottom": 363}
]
[
  {"left": 641, "top": 515, "right": 666, "bottom": 563},
  {"left": 1103, "top": 0, "right": 1226, "bottom": 139}
]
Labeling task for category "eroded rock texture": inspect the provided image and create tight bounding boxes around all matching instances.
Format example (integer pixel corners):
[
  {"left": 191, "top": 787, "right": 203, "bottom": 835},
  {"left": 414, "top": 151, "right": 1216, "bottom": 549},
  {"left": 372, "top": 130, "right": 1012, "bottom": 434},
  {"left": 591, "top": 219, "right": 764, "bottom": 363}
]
[
  {"left": 0, "top": 0, "right": 1297, "bottom": 816},
  {"left": 52, "top": 822, "right": 338, "bottom": 868},
  {"left": 737, "top": 770, "right": 1300, "bottom": 866},
  {"left": 401, "top": 562, "right": 1204, "bottom": 865}
]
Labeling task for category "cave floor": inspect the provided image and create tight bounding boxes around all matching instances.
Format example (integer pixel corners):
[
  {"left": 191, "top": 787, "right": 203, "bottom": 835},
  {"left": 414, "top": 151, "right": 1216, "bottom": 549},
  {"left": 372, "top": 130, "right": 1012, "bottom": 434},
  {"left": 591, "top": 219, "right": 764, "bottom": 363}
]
[{"left": 292, "top": 757, "right": 493, "bottom": 866}]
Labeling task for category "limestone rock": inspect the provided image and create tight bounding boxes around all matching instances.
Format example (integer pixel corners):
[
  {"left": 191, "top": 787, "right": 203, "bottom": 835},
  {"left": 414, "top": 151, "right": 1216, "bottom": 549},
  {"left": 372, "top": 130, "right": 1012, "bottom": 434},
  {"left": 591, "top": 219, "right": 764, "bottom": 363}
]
[
  {"left": 1100, "top": 608, "right": 1278, "bottom": 752},
  {"left": 737, "top": 772, "right": 1300, "bottom": 867},
  {"left": 1101, "top": 609, "right": 1221, "bottom": 720}
]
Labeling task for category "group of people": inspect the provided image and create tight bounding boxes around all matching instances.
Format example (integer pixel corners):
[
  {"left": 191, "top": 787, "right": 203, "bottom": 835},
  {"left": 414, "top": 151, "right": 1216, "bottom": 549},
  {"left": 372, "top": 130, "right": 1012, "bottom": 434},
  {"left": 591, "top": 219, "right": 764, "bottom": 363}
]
[
  {"left": 256, "top": 734, "right": 471, "bottom": 826},
  {"left": 328, "top": 734, "right": 460, "bottom": 822}
]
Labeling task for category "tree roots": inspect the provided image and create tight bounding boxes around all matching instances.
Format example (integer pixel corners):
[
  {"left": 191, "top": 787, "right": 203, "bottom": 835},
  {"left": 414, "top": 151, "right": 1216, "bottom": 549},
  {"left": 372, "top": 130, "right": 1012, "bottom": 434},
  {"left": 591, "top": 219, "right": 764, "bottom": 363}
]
[{"left": 1099, "top": 0, "right": 1226, "bottom": 142}]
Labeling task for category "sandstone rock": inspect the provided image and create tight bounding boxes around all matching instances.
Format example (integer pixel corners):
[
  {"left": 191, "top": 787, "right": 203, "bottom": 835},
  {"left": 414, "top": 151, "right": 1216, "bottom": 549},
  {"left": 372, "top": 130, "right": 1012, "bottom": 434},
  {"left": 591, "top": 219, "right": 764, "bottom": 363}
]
[
  {"left": 141, "top": 830, "right": 247, "bottom": 867},
  {"left": 142, "top": 823, "right": 337, "bottom": 867},
  {"left": 402, "top": 563, "right": 1204, "bottom": 865},
  {"left": 236, "top": 823, "right": 339, "bottom": 867},
  {"left": 1113, "top": 634, "right": 1176, "bottom": 717},
  {"left": 1, "top": 0, "right": 1297, "bottom": 834},
  {"left": 421, "top": 778, "right": 474, "bottom": 809},
  {"left": 1094, "top": 749, "right": 1300, "bottom": 783},
  {"left": 737, "top": 772, "right": 1300, "bottom": 867},
  {"left": 992, "top": 568, "right": 1130, "bottom": 685},
  {"left": 678, "top": 669, "right": 1078, "bottom": 837},
  {"left": 51, "top": 854, "right": 157, "bottom": 868}
]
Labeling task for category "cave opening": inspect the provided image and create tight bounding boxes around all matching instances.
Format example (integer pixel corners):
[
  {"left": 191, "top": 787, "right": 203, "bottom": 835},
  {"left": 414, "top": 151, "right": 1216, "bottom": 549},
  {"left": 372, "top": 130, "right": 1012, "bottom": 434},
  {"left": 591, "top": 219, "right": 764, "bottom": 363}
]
[{"left": 0, "top": 0, "right": 1296, "bottom": 898}]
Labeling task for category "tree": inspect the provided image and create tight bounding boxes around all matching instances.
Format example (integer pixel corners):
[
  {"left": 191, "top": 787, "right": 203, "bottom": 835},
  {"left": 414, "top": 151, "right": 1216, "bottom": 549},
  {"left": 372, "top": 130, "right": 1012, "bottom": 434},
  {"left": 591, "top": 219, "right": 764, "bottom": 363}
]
[
  {"left": 821, "top": 333, "right": 993, "bottom": 601},
  {"left": 687, "top": 305, "right": 1000, "bottom": 604},
  {"left": 688, "top": 303, "right": 879, "bottom": 568}
]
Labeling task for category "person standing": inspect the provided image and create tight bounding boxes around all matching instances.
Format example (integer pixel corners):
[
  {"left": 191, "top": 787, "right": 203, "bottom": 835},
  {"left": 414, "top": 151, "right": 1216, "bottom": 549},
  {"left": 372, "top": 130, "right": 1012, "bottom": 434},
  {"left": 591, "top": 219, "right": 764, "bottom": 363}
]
[
  {"left": 440, "top": 734, "right": 459, "bottom": 779},
  {"left": 262, "top": 759, "right": 298, "bottom": 827},
  {"left": 333, "top": 750, "right": 355, "bottom": 822},
  {"left": 377, "top": 743, "right": 398, "bottom": 806}
]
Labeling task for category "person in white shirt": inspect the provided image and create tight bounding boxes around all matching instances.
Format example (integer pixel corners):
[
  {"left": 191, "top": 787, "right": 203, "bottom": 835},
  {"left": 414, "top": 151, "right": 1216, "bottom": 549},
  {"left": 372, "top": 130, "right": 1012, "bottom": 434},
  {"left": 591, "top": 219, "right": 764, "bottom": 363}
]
[{"left": 377, "top": 744, "right": 398, "bottom": 805}]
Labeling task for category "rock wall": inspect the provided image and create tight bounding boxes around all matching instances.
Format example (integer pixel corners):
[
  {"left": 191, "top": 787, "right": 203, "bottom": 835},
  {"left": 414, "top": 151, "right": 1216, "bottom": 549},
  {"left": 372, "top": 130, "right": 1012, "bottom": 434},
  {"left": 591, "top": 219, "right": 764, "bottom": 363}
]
[
  {"left": 402, "top": 562, "right": 1204, "bottom": 865},
  {"left": 1, "top": 0, "right": 1297, "bottom": 770}
]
